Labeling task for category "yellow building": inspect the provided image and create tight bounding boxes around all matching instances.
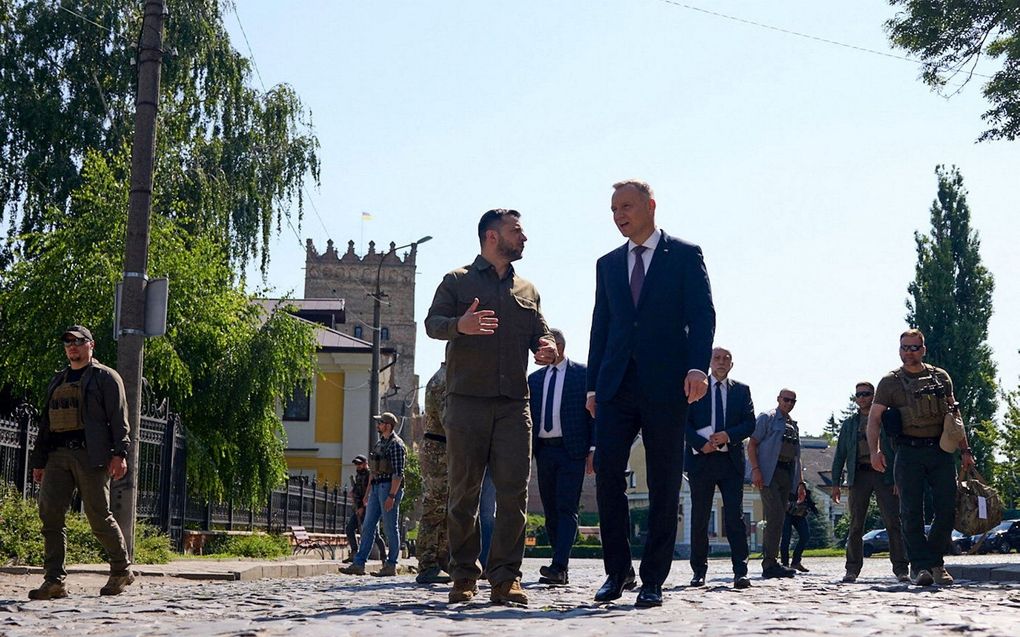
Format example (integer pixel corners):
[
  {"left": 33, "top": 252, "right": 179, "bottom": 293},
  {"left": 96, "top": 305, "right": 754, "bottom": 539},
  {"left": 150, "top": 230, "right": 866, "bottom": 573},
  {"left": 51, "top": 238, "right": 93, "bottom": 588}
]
[{"left": 262, "top": 299, "right": 394, "bottom": 488}]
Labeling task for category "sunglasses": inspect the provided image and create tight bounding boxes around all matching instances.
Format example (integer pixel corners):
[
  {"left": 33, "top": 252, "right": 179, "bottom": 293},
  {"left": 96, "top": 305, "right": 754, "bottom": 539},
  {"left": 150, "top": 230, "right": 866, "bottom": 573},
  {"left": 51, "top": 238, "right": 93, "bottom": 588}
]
[
  {"left": 855, "top": 391, "right": 874, "bottom": 398},
  {"left": 780, "top": 397, "right": 797, "bottom": 404},
  {"left": 63, "top": 338, "right": 88, "bottom": 347},
  {"left": 900, "top": 344, "right": 923, "bottom": 352}
]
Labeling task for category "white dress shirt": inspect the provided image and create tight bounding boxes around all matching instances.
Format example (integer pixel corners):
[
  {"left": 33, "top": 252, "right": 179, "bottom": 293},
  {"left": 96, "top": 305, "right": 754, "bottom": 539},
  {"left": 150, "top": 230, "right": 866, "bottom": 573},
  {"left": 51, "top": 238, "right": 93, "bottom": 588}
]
[{"left": 538, "top": 358, "right": 569, "bottom": 438}]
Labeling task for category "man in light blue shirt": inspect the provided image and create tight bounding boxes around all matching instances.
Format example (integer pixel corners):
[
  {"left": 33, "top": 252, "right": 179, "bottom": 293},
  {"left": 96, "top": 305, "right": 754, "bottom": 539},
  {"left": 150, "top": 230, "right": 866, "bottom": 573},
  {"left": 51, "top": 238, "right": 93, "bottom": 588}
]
[{"left": 747, "top": 389, "right": 806, "bottom": 579}]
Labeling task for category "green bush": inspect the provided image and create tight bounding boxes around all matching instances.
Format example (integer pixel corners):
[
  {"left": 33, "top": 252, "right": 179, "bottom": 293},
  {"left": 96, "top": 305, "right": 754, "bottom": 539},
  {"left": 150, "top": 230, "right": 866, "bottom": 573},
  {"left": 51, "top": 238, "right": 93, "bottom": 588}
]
[
  {"left": 0, "top": 483, "right": 172, "bottom": 565},
  {"left": 203, "top": 532, "right": 290, "bottom": 558},
  {"left": 0, "top": 483, "right": 44, "bottom": 565}
]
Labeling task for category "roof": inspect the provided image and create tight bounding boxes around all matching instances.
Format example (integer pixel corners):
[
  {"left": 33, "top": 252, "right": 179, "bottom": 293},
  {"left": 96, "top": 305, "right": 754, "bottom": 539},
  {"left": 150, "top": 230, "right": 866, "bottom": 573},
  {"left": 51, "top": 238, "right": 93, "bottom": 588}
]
[
  {"left": 256, "top": 298, "right": 344, "bottom": 313},
  {"left": 257, "top": 298, "right": 375, "bottom": 352}
]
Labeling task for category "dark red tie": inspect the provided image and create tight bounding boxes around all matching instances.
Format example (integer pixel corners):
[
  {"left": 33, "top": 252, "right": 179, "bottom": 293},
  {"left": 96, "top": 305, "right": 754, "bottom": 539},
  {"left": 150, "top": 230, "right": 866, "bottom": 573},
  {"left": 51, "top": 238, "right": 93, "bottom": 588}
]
[{"left": 630, "top": 245, "right": 647, "bottom": 306}]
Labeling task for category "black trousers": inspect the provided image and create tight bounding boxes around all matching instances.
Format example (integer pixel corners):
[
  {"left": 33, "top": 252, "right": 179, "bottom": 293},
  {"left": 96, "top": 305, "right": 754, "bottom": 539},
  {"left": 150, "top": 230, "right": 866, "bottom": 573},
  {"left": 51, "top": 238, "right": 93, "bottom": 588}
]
[
  {"left": 595, "top": 364, "right": 686, "bottom": 587},
  {"left": 688, "top": 452, "right": 749, "bottom": 578}
]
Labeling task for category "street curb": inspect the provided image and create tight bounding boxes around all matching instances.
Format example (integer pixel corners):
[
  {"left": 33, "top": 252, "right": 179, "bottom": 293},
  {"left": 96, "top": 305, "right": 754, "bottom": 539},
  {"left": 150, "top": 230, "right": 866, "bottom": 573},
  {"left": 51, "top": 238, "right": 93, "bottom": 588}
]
[
  {"left": 1, "top": 561, "right": 416, "bottom": 582},
  {"left": 945, "top": 563, "right": 1020, "bottom": 583}
]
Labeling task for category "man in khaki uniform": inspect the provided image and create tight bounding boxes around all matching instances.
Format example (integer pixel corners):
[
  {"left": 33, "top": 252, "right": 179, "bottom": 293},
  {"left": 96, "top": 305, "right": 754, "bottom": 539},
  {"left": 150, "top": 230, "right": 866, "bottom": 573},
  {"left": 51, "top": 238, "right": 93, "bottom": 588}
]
[
  {"left": 415, "top": 362, "right": 451, "bottom": 584},
  {"left": 867, "top": 329, "right": 974, "bottom": 587},
  {"left": 425, "top": 208, "right": 556, "bottom": 605},
  {"left": 28, "top": 325, "right": 134, "bottom": 600}
]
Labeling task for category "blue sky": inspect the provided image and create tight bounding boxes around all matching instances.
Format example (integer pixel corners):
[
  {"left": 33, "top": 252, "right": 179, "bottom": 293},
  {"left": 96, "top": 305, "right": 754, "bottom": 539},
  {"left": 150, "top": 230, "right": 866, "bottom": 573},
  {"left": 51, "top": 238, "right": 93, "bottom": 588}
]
[{"left": 231, "top": 1, "right": 1019, "bottom": 435}]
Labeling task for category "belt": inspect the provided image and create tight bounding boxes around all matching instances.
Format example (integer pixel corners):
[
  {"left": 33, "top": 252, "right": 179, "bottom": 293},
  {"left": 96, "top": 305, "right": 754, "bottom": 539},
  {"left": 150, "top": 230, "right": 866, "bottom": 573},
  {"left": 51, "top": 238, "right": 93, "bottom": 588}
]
[
  {"left": 54, "top": 439, "right": 87, "bottom": 450},
  {"left": 373, "top": 478, "right": 392, "bottom": 484},
  {"left": 424, "top": 432, "right": 447, "bottom": 443},
  {"left": 536, "top": 436, "right": 564, "bottom": 447},
  {"left": 897, "top": 435, "right": 940, "bottom": 448}
]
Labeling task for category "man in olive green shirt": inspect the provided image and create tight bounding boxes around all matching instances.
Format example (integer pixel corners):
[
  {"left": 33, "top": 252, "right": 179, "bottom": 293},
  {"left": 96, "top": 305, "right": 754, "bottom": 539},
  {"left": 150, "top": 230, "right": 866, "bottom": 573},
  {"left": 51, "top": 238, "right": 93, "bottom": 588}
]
[
  {"left": 425, "top": 208, "right": 556, "bottom": 606},
  {"left": 830, "top": 381, "right": 907, "bottom": 583}
]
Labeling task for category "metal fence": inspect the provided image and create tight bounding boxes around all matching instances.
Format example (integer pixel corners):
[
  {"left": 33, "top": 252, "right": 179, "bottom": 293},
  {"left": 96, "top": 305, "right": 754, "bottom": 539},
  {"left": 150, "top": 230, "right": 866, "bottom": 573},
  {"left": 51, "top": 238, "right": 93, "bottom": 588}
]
[{"left": 1, "top": 388, "right": 353, "bottom": 551}]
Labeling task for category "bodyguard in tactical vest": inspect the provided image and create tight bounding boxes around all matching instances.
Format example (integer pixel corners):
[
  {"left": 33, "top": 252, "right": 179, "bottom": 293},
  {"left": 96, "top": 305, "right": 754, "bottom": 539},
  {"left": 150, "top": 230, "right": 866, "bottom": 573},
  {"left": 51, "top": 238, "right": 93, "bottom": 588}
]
[
  {"left": 341, "top": 412, "right": 407, "bottom": 577},
  {"left": 867, "top": 329, "right": 975, "bottom": 587},
  {"left": 27, "top": 326, "right": 134, "bottom": 600}
]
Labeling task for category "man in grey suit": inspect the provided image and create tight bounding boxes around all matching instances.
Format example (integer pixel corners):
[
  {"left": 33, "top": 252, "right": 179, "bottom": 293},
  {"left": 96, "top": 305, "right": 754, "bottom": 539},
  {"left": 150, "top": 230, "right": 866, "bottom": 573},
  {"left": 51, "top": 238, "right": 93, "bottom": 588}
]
[
  {"left": 528, "top": 328, "right": 594, "bottom": 586},
  {"left": 685, "top": 347, "right": 755, "bottom": 589}
]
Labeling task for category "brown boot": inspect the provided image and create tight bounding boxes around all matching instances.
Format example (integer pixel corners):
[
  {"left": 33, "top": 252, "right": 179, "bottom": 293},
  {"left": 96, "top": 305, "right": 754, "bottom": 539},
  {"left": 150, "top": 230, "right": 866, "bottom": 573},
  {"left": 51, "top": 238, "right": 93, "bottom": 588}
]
[
  {"left": 99, "top": 571, "right": 135, "bottom": 596},
  {"left": 448, "top": 578, "right": 478, "bottom": 603},
  {"left": 371, "top": 563, "right": 397, "bottom": 577},
  {"left": 490, "top": 578, "right": 528, "bottom": 605},
  {"left": 28, "top": 580, "right": 68, "bottom": 601},
  {"left": 340, "top": 563, "right": 366, "bottom": 576}
]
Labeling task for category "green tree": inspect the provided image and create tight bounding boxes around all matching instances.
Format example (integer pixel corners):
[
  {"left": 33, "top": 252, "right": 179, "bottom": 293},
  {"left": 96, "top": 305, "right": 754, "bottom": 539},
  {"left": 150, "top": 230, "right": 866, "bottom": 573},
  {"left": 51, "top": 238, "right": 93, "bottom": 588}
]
[
  {"left": 998, "top": 383, "right": 1020, "bottom": 508},
  {"left": 0, "top": 151, "right": 318, "bottom": 504},
  {"left": 0, "top": 0, "right": 319, "bottom": 272},
  {"left": 905, "top": 165, "right": 998, "bottom": 476},
  {"left": 886, "top": 1, "right": 1020, "bottom": 141},
  {"left": 825, "top": 396, "right": 858, "bottom": 443}
]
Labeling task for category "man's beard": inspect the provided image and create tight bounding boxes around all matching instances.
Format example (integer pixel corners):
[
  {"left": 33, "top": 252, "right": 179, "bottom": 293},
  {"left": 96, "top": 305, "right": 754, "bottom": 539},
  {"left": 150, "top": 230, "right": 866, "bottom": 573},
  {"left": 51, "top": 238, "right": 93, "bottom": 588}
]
[{"left": 497, "top": 236, "right": 523, "bottom": 262}]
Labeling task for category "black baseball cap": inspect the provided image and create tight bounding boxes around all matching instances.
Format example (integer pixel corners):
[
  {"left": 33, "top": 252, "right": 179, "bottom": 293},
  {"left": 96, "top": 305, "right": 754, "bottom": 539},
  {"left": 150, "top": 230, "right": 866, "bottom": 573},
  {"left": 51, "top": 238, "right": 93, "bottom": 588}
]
[
  {"left": 351, "top": 455, "right": 368, "bottom": 464},
  {"left": 62, "top": 325, "right": 94, "bottom": 342}
]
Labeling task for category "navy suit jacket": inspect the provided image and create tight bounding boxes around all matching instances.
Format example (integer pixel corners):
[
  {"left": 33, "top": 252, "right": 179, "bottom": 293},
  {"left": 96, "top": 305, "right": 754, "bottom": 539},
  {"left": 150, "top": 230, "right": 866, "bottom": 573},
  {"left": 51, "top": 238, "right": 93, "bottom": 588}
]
[
  {"left": 529, "top": 359, "right": 593, "bottom": 461},
  {"left": 587, "top": 231, "right": 715, "bottom": 403},
  {"left": 685, "top": 378, "right": 756, "bottom": 478}
]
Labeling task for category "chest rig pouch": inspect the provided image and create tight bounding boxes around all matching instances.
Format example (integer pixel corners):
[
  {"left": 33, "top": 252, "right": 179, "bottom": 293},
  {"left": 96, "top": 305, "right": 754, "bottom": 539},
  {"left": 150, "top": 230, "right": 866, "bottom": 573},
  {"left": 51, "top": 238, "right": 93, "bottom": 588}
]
[
  {"left": 856, "top": 419, "right": 871, "bottom": 463},
  {"left": 49, "top": 377, "right": 84, "bottom": 433},
  {"left": 894, "top": 365, "right": 947, "bottom": 438},
  {"left": 371, "top": 437, "right": 395, "bottom": 475},
  {"left": 778, "top": 420, "right": 799, "bottom": 463}
]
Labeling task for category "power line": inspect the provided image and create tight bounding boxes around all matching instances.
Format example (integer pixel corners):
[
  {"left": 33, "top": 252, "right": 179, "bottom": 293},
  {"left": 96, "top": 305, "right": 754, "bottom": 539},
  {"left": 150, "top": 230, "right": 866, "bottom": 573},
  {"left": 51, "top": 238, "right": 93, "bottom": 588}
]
[{"left": 655, "top": 0, "right": 993, "bottom": 80}]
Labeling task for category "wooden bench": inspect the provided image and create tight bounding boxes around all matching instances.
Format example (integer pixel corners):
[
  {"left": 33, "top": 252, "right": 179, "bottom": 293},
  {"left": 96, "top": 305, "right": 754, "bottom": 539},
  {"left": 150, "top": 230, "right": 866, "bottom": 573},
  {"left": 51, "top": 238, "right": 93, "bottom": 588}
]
[{"left": 288, "top": 526, "right": 347, "bottom": 560}]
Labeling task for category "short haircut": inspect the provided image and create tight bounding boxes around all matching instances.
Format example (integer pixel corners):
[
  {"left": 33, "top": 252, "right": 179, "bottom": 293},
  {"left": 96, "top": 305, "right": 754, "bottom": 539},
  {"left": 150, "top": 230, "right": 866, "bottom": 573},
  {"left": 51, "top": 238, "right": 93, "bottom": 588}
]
[
  {"left": 550, "top": 328, "right": 565, "bottom": 347},
  {"left": 856, "top": 381, "right": 875, "bottom": 392},
  {"left": 712, "top": 346, "right": 733, "bottom": 359},
  {"left": 477, "top": 209, "right": 520, "bottom": 245},
  {"left": 900, "top": 328, "right": 925, "bottom": 344},
  {"left": 612, "top": 179, "right": 654, "bottom": 200}
]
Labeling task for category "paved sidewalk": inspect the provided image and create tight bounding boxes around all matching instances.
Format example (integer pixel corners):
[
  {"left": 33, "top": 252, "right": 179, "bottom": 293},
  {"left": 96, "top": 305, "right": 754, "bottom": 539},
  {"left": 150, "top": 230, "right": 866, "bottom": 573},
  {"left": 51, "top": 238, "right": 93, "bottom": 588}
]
[{"left": 2, "top": 556, "right": 1018, "bottom": 636}]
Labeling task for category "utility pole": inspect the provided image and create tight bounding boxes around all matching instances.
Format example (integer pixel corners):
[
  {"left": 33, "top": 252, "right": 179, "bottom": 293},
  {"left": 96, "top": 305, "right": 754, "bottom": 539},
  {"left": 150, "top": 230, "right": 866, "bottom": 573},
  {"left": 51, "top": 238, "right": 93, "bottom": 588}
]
[{"left": 111, "top": 0, "right": 166, "bottom": 558}]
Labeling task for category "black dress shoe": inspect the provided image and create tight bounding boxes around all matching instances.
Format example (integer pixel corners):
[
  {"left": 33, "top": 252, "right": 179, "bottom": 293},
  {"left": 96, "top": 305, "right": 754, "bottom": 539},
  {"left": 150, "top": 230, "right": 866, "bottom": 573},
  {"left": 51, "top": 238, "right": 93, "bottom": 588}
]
[
  {"left": 593, "top": 571, "right": 637, "bottom": 602},
  {"left": 539, "top": 564, "right": 568, "bottom": 585},
  {"left": 634, "top": 584, "right": 663, "bottom": 608},
  {"left": 690, "top": 575, "right": 706, "bottom": 587},
  {"left": 762, "top": 564, "right": 796, "bottom": 579},
  {"left": 734, "top": 575, "right": 751, "bottom": 589}
]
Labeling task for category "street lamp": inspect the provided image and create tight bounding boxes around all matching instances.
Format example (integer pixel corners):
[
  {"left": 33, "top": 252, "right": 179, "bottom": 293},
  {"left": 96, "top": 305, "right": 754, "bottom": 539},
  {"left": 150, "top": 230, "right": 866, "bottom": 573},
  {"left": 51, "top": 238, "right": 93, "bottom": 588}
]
[{"left": 369, "top": 235, "right": 432, "bottom": 443}]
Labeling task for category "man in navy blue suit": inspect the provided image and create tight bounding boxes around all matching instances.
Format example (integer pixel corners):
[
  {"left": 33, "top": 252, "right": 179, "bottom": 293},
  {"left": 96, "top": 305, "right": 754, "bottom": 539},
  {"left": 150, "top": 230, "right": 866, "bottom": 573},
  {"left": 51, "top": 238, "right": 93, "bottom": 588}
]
[
  {"left": 685, "top": 347, "right": 755, "bottom": 590},
  {"left": 587, "top": 179, "right": 715, "bottom": 607},
  {"left": 528, "top": 328, "right": 594, "bottom": 586}
]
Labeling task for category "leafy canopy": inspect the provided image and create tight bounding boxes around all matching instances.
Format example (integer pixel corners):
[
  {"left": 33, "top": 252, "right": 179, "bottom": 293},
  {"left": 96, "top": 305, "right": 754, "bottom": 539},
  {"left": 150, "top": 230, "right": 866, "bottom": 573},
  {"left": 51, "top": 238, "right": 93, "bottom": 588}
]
[{"left": 886, "top": 1, "right": 1020, "bottom": 141}]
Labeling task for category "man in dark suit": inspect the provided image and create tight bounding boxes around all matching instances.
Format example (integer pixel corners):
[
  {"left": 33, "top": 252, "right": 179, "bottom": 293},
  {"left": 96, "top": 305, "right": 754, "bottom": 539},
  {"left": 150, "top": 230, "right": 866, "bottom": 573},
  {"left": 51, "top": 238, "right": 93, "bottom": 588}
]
[
  {"left": 587, "top": 179, "right": 716, "bottom": 607},
  {"left": 685, "top": 347, "right": 755, "bottom": 590},
  {"left": 528, "top": 328, "right": 594, "bottom": 586}
]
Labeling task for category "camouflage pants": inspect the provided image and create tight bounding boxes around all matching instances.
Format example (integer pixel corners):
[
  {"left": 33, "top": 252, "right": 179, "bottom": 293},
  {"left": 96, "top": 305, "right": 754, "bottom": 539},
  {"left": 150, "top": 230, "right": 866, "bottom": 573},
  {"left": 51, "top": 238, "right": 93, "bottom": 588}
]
[{"left": 416, "top": 437, "right": 449, "bottom": 571}]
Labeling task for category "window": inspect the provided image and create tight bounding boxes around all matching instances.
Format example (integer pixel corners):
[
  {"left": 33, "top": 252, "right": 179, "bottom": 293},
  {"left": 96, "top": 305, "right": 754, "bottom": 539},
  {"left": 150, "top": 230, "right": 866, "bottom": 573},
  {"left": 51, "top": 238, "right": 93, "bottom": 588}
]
[
  {"left": 381, "top": 327, "right": 390, "bottom": 341},
  {"left": 353, "top": 325, "right": 363, "bottom": 339},
  {"left": 283, "top": 385, "right": 310, "bottom": 421}
]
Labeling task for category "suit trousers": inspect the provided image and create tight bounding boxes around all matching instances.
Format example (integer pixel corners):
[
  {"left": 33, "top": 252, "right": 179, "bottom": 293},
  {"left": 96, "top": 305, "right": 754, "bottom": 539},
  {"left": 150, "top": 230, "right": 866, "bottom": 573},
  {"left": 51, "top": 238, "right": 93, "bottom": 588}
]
[
  {"left": 845, "top": 467, "right": 908, "bottom": 576},
  {"left": 535, "top": 440, "right": 587, "bottom": 570},
  {"left": 445, "top": 394, "right": 531, "bottom": 586},
  {"left": 780, "top": 513, "right": 809, "bottom": 565},
  {"left": 595, "top": 364, "right": 686, "bottom": 586},
  {"left": 38, "top": 448, "right": 130, "bottom": 582},
  {"left": 688, "top": 452, "right": 749, "bottom": 578},
  {"left": 759, "top": 463, "right": 793, "bottom": 569}
]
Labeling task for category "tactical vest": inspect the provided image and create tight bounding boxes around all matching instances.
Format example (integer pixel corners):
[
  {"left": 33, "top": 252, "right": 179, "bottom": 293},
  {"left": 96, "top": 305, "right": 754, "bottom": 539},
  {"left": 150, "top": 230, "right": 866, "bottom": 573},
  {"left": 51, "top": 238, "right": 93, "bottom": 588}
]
[
  {"left": 49, "top": 378, "right": 84, "bottom": 433},
  {"left": 894, "top": 365, "right": 948, "bottom": 438},
  {"left": 856, "top": 417, "right": 871, "bottom": 464},
  {"left": 778, "top": 420, "right": 799, "bottom": 463},
  {"left": 370, "top": 435, "right": 402, "bottom": 475}
]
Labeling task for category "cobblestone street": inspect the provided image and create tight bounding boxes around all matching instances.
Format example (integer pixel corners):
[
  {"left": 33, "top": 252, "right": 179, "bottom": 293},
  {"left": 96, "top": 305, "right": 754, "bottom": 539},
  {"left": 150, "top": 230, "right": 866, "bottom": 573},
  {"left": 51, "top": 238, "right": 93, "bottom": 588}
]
[{"left": 2, "top": 556, "right": 1019, "bottom": 636}]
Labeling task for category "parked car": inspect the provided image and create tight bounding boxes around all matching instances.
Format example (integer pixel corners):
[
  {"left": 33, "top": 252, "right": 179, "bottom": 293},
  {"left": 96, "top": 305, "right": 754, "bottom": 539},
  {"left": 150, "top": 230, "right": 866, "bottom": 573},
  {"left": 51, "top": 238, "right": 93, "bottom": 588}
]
[
  {"left": 983, "top": 519, "right": 1020, "bottom": 554},
  {"left": 862, "top": 528, "right": 891, "bottom": 557},
  {"left": 951, "top": 529, "right": 973, "bottom": 555}
]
